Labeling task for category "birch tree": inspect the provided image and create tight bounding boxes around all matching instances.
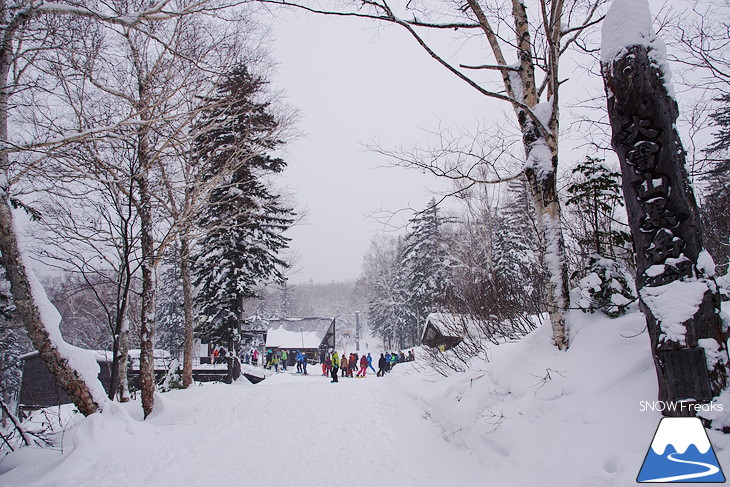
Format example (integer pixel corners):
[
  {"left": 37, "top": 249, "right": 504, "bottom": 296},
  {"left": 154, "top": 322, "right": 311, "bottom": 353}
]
[{"left": 0, "top": 0, "right": 249, "bottom": 416}]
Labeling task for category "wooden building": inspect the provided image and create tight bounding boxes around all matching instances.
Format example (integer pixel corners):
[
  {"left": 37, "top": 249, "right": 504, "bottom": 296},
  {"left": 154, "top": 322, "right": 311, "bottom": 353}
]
[
  {"left": 17, "top": 349, "right": 261, "bottom": 414},
  {"left": 265, "top": 317, "right": 335, "bottom": 364},
  {"left": 421, "top": 313, "right": 465, "bottom": 350}
]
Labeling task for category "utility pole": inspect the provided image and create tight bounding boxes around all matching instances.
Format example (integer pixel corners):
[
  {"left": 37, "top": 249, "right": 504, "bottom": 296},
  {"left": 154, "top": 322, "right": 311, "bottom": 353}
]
[{"left": 355, "top": 312, "right": 360, "bottom": 351}]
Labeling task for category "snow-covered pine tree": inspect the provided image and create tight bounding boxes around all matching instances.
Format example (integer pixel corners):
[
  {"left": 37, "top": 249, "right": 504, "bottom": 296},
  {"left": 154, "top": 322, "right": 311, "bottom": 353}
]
[
  {"left": 0, "top": 271, "right": 25, "bottom": 425},
  {"left": 359, "top": 236, "right": 410, "bottom": 350},
  {"left": 492, "top": 177, "right": 543, "bottom": 313},
  {"left": 156, "top": 258, "right": 185, "bottom": 361},
  {"left": 701, "top": 94, "right": 730, "bottom": 274},
  {"left": 565, "top": 157, "right": 635, "bottom": 317},
  {"left": 401, "top": 199, "right": 453, "bottom": 347},
  {"left": 192, "top": 65, "right": 294, "bottom": 348}
]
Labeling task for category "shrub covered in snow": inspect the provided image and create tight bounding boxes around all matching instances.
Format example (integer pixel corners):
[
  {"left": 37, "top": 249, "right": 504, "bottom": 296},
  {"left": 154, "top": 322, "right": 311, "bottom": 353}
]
[{"left": 571, "top": 256, "right": 635, "bottom": 318}]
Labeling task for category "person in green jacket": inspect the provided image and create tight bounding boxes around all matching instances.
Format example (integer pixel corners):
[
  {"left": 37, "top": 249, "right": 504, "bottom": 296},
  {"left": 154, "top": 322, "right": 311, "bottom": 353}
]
[
  {"left": 330, "top": 351, "right": 339, "bottom": 383},
  {"left": 280, "top": 350, "right": 288, "bottom": 371}
]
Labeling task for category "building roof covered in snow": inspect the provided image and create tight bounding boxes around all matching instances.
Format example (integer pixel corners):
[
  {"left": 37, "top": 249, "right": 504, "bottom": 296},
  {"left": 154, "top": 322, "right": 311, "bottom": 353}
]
[
  {"left": 265, "top": 317, "right": 335, "bottom": 351},
  {"left": 421, "top": 313, "right": 469, "bottom": 349}
]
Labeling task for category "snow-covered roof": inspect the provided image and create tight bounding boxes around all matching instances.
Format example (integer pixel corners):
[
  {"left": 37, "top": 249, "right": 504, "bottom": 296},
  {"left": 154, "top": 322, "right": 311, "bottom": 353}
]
[
  {"left": 20, "top": 349, "right": 115, "bottom": 362},
  {"left": 422, "top": 313, "right": 476, "bottom": 338},
  {"left": 265, "top": 317, "right": 334, "bottom": 350}
]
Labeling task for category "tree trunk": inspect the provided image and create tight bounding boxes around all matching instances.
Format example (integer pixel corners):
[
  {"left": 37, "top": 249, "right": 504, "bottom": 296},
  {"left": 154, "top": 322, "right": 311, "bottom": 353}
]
[
  {"left": 603, "top": 45, "right": 728, "bottom": 413},
  {"left": 180, "top": 234, "right": 194, "bottom": 388},
  {"left": 117, "top": 317, "right": 130, "bottom": 402},
  {"left": 0, "top": 38, "right": 102, "bottom": 416},
  {"left": 135, "top": 168, "right": 156, "bottom": 418}
]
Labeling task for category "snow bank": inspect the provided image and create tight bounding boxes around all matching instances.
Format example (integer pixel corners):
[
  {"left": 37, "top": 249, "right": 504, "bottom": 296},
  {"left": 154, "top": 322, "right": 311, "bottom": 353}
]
[{"left": 390, "top": 307, "right": 730, "bottom": 486}]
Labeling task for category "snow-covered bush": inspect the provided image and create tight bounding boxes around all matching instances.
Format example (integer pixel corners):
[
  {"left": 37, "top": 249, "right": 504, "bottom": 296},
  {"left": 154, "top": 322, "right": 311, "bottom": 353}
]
[
  {"left": 159, "top": 359, "right": 183, "bottom": 392},
  {"left": 571, "top": 256, "right": 636, "bottom": 318}
]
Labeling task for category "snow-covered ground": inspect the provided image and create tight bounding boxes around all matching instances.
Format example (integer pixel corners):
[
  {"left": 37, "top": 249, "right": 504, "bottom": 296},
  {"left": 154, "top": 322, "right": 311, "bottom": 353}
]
[
  {"left": 0, "top": 370, "right": 486, "bottom": 486},
  {"left": 2, "top": 306, "right": 729, "bottom": 486}
]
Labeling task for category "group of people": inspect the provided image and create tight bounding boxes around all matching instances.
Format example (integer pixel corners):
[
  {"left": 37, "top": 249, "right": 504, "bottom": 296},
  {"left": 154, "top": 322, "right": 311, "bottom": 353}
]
[
  {"left": 223, "top": 345, "right": 416, "bottom": 383},
  {"left": 322, "top": 350, "right": 415, "bottom": 382},
  {"left": 209, "top": 346, "right": 230, "bottom": 364}
]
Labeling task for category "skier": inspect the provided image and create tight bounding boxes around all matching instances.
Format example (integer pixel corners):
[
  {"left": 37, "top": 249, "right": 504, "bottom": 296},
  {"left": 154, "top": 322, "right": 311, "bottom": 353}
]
[
  {"left": 252, "top": 348, "right": 259, "bottom": 366},
  {"left": 331, "top": 350, "right": 340, "bottom": 383},
  {"left": 301, "top": 352, "right": 308, "bottom": 375},
  {"left": 281, "top": 349, "right": 288, "bottom": 371},
  {"left": 367, "top": 353, "right": 376, "bottom": 373},
  {"left": 356, "top": 354, "right": 368, "bottom": 377}
]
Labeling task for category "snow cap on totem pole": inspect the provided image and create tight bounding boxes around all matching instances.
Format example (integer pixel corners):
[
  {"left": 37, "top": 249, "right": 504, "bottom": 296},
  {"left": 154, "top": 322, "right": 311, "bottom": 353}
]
[{"left": 601, "top": 0, "right": 674, "bottom": 99}]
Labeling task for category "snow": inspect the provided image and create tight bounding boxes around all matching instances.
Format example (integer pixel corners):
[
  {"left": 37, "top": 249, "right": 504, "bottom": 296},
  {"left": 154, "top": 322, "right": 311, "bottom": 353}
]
[
  {"left": 3, "top": 307, "right": 730, "bottom": 486},
  {"left": 640, "top": 280, "right": 710, "bottom": 345},
  {"left": 600, "top": 0, "right": 654, "bottom": 64},
  {"left": 697, "top": 250, "right": 717, "bottom": 278},
  {"left": 265, "top": 326, "right": 322, "bottom": 349},
  {"left": 600, "top": 0, "right": 675, "bottom": 99}
]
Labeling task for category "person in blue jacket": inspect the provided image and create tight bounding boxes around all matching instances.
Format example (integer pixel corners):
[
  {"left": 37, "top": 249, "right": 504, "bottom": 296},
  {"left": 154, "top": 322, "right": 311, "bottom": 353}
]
[
  {"left": 300, "top": 351, "right": 308, "bottom": 375},
  {"left": 296, "top": 350, "right": 303, "bottom": 373},
  {"left": 367, "top": 353, "right": 376, "bottom": 373}
]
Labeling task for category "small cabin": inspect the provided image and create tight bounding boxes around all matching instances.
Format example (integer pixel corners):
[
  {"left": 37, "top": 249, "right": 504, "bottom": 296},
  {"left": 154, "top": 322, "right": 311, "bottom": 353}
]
[
  {"left": 17, "top": 350, "right": 113, "bottom": 412},
  {"left": 265, "top": 317, "right": 335, "bottom": 364},
  {"left": 421, "top": 313, "right": 465, "bottom": 350}
]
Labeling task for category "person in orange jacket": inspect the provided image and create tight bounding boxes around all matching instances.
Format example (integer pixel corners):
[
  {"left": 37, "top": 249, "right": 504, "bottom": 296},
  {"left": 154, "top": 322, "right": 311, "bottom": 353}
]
[{"left": 340, "top": 355, "right": 349, "bottom": 377}]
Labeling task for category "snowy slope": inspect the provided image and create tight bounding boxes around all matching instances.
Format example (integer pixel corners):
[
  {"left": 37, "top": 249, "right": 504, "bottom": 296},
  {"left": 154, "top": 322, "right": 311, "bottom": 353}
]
[{"left": 390, "top": 308, "right": 730, "bottom": 486}]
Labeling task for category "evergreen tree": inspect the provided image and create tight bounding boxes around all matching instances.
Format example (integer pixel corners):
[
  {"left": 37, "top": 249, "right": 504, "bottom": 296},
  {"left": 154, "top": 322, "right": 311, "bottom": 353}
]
[
  {"left": 0, "top": 269, "right": 25, "bottom": 417},
  {"left": 156, "top": 259, "right": 185, "bottom": 360},
  {"left": 400, "top": 199, "right": 453, "bottom": 347},
  {"left": 359, "top": 236, "right": 411, "bottom": 349},
  {"left": 192, "top": 65, "right": 294, "bottom": 346},
  {"left": 565, "top": 156, "right": 635, "bottom": 317},
  {"left": 565, "top": 156, "right": 632, "bottom": 261},
  {"left": 701, "top": 94, "right": 730, "bottom": 273},
  {"left": 493, "top": 177, "right": 542, "bottom": 308}
]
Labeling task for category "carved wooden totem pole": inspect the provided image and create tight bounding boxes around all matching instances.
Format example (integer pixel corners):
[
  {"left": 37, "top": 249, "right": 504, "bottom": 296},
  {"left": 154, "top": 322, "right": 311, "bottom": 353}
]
[{"left": 603, "top": 40, "right": 728, "bottom": 415}]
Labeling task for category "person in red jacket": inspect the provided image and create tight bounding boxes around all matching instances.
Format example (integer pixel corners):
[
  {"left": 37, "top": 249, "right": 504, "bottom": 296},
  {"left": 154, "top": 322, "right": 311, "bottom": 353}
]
[
  {"left": 348, "top": 354, "right": 356, "bottom": 377},
  {"left": 356, "top": 354, "right": 368, "bottom": 377}
]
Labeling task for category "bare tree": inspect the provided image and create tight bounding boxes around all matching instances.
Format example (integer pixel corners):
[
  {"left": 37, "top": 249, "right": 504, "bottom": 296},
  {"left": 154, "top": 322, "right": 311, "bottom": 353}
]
[
  {"left": 0, "top": 0, "right": 257, "bottom": 416},
  {"left": 260, "top": 0, "right": 611, "bottom": 349}
]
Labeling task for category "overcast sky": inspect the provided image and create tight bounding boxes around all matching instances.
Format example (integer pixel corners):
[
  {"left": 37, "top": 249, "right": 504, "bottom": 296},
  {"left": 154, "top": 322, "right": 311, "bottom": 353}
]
[{"left": 268, "top": 10, "right": 498, "bottom": 284}]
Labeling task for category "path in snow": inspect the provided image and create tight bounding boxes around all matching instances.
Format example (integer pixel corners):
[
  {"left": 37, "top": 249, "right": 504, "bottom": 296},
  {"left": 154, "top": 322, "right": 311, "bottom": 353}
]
[{"left": 3, "top": 369, "right": 487, "bottom": 486}]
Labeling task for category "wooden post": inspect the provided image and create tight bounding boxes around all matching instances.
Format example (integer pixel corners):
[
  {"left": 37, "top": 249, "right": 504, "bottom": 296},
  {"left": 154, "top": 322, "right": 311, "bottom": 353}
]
[{"left": 602, "top": 45, "right": 728, "bottom": 415}]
